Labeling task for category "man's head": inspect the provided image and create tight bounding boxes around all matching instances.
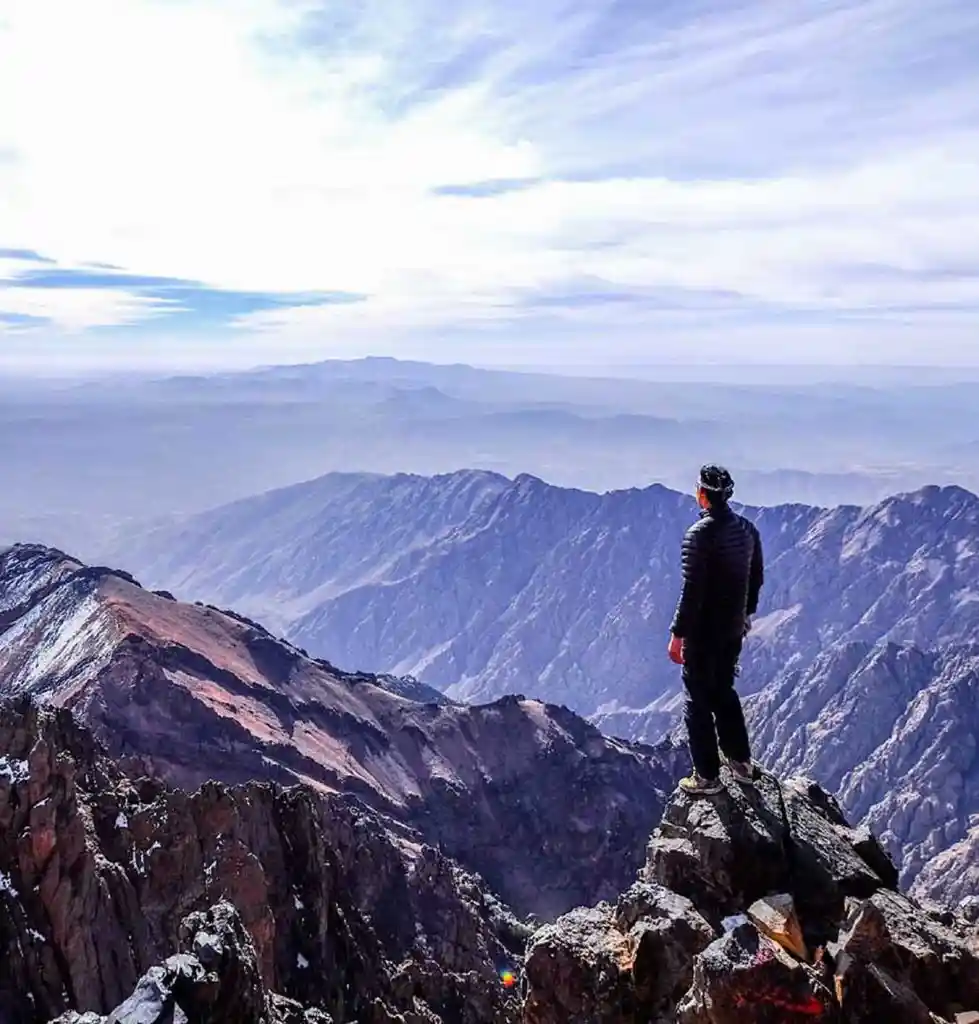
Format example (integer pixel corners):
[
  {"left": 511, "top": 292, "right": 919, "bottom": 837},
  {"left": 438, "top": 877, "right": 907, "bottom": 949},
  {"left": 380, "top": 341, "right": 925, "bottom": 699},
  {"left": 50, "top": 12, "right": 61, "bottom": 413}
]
[{"left": 696, "top": 464, "right": 735, "bottom": 509}]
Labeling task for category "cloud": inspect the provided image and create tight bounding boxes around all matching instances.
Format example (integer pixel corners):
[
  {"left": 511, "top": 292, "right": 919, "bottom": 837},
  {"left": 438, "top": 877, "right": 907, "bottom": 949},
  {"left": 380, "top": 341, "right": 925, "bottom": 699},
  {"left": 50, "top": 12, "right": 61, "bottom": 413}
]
[{"left": 1, "top": 0, "right": 979, "bottom": 365}]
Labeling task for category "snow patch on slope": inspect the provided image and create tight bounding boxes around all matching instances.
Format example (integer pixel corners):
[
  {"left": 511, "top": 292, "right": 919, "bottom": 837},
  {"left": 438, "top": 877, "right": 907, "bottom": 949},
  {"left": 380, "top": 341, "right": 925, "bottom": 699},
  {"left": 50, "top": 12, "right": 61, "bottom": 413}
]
[
  {"left": 0, "top": 756, "right": 29, "bottom": 784},
  {"left": 0, "top": 590, "right": 117, "bottom": 698}
]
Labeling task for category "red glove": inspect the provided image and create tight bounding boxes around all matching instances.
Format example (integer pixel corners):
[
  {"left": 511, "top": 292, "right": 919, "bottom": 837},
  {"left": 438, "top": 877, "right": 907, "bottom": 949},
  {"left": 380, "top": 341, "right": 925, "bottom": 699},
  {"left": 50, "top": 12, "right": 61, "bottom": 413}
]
[{"left": 668, "top": 634, "right": 685, "bottom": 665}]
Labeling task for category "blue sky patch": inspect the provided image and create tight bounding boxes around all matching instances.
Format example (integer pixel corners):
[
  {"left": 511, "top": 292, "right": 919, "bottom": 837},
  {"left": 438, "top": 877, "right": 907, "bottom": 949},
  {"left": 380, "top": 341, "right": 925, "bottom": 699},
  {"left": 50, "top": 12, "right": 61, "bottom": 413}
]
[
  {"left": 0, "top": 311, "right": 50, "bottom": 327},
  {"left": 0, "top": 248, "right": 55, "bottom": 264},
  {"left": 0, "top": 256, "right": 366, "bottom": 329}
]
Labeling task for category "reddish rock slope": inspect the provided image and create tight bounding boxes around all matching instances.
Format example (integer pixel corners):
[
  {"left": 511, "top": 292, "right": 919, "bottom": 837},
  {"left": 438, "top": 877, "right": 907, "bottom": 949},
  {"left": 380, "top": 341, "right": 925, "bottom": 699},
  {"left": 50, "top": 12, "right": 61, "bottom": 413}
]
[{"left": 0, "top": 543, "right": 685, "bottom": 920}]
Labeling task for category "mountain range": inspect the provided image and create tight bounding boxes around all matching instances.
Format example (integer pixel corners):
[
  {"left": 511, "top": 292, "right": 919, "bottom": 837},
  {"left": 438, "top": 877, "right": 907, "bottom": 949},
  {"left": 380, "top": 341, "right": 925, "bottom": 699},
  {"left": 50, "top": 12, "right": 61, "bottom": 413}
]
[
  {"left": 0, "top": 542, "right": 685, "bottom": 923},
  {"left": 107, "top": 470, "right": 979, "bottom": 904},
  {"left": 111, "top": 470, "right": 979, "bottom": 710},
  {"left": 2, "top": 516, "right": 979, "bottom": 1019},
  {"left": 6, "top": 356, "right": 979, "bottom": 558}
]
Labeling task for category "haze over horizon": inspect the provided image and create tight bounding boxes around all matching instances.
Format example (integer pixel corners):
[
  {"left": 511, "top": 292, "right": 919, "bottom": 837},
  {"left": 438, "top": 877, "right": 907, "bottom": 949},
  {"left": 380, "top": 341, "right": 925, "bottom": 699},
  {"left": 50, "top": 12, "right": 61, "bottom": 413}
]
[{"left": 3, "top": 0, "right": 979, "bottom": 371}]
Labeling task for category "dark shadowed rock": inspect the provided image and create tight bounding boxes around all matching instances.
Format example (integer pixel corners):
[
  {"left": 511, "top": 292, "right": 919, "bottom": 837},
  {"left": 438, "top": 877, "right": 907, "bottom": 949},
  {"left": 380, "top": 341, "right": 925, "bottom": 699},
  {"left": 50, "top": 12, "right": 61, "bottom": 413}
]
[
  {"left": 833, "top": 956, "right": 939, "bottom": 1024},
  {"left": 0, "top": 698, "right": 521, "bottom": 1024},
  {"left": 523, "top": 883, "right": 714, "bottom": 1024},
  {"left": 834, "top": 890, "right": 979, "bottom": 1019},
  {"left": 676, "top": 920, "right": 835, "bottom": 1023}
]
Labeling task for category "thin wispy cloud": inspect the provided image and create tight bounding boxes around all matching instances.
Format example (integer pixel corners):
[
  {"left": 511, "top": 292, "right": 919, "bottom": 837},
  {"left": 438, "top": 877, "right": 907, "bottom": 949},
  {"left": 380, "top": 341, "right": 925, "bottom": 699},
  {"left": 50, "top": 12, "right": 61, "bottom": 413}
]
[{"left": 1, "top": 0, "right": 978, "bottom": 367}]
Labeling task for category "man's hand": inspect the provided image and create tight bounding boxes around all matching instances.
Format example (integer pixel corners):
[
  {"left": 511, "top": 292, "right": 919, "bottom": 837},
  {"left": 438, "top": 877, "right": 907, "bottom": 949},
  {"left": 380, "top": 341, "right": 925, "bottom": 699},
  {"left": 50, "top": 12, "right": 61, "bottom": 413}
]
[{"left": 668, "top": 633, "right": 685, "bottom": 665}]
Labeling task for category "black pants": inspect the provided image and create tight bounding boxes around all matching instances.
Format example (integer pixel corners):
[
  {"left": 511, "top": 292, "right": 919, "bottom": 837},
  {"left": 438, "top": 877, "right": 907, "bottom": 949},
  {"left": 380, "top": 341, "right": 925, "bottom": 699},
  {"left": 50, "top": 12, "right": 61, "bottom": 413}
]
[{"left": 682, "top": 635, "right": 751, "bottom": 780}]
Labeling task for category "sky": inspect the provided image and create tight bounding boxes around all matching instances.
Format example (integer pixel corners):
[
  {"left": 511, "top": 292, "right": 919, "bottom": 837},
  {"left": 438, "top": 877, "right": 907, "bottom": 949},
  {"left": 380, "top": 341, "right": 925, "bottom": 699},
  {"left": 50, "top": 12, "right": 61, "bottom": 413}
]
[{"left": 2, "top": 0, "right": 979, "bottom": 371}]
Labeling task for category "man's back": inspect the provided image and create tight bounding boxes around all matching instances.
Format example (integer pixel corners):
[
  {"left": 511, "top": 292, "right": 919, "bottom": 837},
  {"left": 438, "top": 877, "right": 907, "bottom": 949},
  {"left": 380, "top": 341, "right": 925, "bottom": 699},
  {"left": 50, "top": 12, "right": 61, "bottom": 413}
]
[{"left": 671, "top": 504, "right": 763, "bottom": 642}]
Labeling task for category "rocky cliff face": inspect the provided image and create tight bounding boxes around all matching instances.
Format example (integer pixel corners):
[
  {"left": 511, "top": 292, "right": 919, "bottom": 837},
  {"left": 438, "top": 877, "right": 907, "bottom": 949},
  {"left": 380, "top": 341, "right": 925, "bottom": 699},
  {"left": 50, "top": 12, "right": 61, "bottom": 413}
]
[
  {"left": 0, "top": 698, "right": 525, "bottom": 1024},
  {"left": 523, "top": 768, "right": 979, "bottom": 1024},
  {"left": 4, "top": 690, "right": 977, "bottom": 1023},
  {"left": 0, "top": 543, "right": 685, "bottom": 922}
]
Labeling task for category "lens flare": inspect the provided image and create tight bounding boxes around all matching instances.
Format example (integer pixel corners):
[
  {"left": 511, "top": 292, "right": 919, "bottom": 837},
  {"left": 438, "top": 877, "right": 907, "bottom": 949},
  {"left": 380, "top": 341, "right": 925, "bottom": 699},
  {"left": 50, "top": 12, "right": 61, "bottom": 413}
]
[{"left": 500, "top": 969, "right": 516, "bottom": 988}]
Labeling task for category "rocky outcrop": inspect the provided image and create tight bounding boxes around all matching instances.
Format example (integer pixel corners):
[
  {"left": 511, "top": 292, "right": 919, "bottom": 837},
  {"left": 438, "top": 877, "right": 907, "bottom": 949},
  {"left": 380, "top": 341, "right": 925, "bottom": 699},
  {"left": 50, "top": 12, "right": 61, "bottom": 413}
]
[
  {"left": 0, "top": 698, "right": 523, "bottom": 1024},
  {"left": 523, "top": 766, "right": 979, "bottom": 1023},
  {"left": 49, "top": 902, "right": 333, "bottom": 1024},
  {"left": 0, "top": 543, "right": 684, "bottom": 921}
]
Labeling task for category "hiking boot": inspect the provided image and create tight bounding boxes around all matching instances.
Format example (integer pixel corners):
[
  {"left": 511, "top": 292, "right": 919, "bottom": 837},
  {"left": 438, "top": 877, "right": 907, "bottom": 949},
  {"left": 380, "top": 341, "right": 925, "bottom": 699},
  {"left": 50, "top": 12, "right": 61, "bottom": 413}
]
[
  {"left": 678, "top": 772, "right": 723, "bottom": 796},
  {"left": 726, "top": 759, "right": 757, "bottom": 785}
]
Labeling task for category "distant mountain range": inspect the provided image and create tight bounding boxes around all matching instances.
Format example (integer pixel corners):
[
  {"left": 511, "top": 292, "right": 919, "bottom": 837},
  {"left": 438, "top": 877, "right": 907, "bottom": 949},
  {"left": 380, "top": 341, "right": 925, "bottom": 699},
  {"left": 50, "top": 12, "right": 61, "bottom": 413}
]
[
  {"left": 5, "top": 356, "right": 979, "bottom": 556},
  {"left": 108, "top": 470, "right": 979, "bottom": 902},
  {"left": 748, "top": 640, "right": 979, "bottom": 905},
  {"left": 112, "top": 470, "right": 979, "bottom": 712}
]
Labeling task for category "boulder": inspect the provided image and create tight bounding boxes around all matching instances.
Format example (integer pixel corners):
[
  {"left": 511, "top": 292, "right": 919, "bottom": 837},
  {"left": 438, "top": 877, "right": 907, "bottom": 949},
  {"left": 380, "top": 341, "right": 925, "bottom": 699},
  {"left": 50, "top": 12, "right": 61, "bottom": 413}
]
[
  {"left": 834, "top": 890, "right": 979, "bottom": 1019},
  {"left": 615, "top": 883, "right": 716, "bottom": 1014},
  {"left": 748, "top": 894, "right": 808, "bottom": 961},
  {"left": 523, "top": 883, "right": 714, "bottom": 1024},
  {"left": 676, "top": 919, "right": 836, "bottom": 1023},
  {"left": 523, "top": 905, "right": 636, "bottom": 1024}
]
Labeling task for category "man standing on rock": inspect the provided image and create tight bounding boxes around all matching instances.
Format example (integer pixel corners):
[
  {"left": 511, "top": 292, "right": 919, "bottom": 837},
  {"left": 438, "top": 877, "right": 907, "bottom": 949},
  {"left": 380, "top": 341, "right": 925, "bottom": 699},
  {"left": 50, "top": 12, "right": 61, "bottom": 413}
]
[{"left": 668, "top": 465, "right": 764, "bottom": 796}]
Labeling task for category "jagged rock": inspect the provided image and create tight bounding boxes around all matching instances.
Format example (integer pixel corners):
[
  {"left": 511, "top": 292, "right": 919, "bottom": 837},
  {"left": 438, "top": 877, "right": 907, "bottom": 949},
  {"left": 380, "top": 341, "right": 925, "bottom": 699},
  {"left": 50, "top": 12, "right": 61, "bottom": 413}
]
[
  {"left": 523, "top": 905, "right": 636, "bottom": 1024},
  {"left": 642, "top": 772, "right": 791, "bottom": 927},
  {"left": 617, "top": 884, "right": 715, "bottom": 1015},
  {"left": 834, "top": 890, "right": 979, "bottom": 1019},
  {"left": 675, "top": 920, "right": 836, "bottom": 1023},
  {"left": 643, "top": 770, "right": 895, "bottom": 935},
  {"left": 523, "top": 883, "right": 714, "bottom": 1023},
  {"left": 748, "top": 894, "right": 808, "bottom": 961},
  {"left": 50, "top": 904, "right": 338, "bottom": 1024},
  {"left": 780, "top": 777, "right": 892, "bottom": 925},
  {"left": 0, "top": 699, "right": 521, "bottom": 1024},
  {"left": 833, "top": 955, "right": 940, "bottom": 1023}
]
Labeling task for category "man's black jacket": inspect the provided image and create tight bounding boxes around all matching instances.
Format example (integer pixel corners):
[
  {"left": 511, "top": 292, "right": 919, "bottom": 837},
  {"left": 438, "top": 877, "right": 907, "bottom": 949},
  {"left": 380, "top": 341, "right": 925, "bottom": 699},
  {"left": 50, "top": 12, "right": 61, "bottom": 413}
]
[{"left": 670, "top": 503, "right": 764, "bottom": 642}]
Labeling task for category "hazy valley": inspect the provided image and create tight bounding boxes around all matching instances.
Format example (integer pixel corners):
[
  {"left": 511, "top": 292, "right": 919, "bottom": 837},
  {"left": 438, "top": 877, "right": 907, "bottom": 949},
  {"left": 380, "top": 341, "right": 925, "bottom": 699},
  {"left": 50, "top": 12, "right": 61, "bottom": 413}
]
[{"left": 5, "top": 358, "right": 979, "bottom": 559}]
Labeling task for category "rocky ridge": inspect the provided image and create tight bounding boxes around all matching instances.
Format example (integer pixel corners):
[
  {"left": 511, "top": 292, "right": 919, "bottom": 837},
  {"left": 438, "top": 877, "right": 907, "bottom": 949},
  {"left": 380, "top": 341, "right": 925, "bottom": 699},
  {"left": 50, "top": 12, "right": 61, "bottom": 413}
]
[
  {"left": 3, "top": 696, "right": 978, "bottom": 1023},
  {"left": 524, "top": 767, "right": 979, "bottom": 1023},
  {"left": 0, "top": 697, "right": 524, "bottom": 1024},
  {"left": 0, "top": 543, "right": 685, "bottom": 922}
]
